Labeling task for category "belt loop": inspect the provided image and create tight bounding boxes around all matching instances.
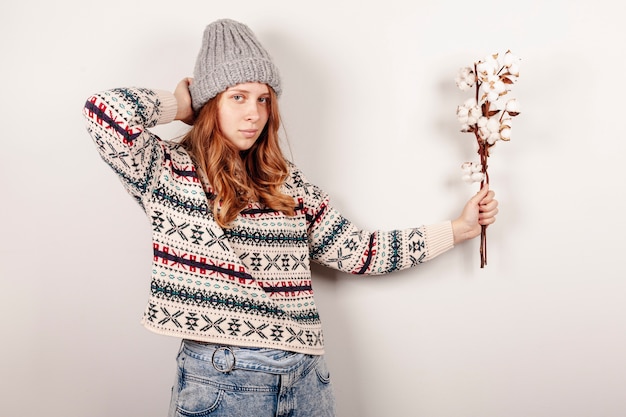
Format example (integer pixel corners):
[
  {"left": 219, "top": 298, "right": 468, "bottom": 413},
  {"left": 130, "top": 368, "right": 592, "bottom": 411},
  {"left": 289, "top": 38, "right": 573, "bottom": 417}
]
[{"left": 212, "top": 346, "right": 236, "bottom": 373}]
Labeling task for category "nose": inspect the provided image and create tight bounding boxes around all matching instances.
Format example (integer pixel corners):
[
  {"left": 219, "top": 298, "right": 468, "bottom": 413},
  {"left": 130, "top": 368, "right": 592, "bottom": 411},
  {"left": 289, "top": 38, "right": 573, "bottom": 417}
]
[{"left": 245, "top": 102, "right": 260, "bottom": 122}]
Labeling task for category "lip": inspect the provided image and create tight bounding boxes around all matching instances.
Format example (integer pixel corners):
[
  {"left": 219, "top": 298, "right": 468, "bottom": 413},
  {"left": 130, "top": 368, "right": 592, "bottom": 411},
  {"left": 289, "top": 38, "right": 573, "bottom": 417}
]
[{"left": 240, "top": 129, "right": 258, "bottom": 139}]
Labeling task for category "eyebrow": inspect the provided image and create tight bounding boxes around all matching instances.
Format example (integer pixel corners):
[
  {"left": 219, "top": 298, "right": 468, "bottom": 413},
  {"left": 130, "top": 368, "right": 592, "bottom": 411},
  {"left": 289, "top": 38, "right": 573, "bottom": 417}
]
[{"left": 227, "top": 87, "right": 270, "bottom": 95}]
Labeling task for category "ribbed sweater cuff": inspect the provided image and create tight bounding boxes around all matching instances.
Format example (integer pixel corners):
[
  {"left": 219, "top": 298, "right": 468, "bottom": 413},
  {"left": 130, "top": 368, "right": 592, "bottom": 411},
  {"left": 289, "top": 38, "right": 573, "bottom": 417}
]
[
  {"left": 424, "top": 221, "right": 454, "bottom": 260},
  {"left": 155, "top": 90, "right": 178, "bottom": 125}
]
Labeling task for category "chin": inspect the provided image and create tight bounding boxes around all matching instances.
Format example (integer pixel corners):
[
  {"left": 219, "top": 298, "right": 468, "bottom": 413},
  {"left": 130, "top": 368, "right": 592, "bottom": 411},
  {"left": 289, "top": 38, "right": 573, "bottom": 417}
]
[
  {"left": 237, "top": 139, "right": 260, "bottom": 152},
  {"left": 237, "top": 144, "right": 255, "bottom": 152},
  {"left": 237, "top": 143, "right": 257, "bottom": 154}
]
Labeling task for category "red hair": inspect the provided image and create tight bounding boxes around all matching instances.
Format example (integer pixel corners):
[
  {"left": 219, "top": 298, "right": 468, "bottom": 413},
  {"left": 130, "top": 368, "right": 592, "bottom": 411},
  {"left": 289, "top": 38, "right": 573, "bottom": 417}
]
[{"left": 179, "top": 87, "right": 295, "bottom": 228}]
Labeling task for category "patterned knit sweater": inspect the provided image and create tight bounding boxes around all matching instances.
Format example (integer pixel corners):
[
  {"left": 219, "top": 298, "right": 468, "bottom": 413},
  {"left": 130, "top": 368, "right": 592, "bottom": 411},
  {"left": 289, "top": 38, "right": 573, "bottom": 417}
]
[{"left": 83, "top": 87, "right": 454, "bottom": 355}]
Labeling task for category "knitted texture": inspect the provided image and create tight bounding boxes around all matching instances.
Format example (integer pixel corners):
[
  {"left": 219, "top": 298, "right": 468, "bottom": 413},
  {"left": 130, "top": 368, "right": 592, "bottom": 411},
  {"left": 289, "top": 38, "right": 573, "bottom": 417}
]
[
  {"left": 83, "top": 88, "right": 454, "bottom": 354},
  {"left": 190, "top": 19, "right": 282, "bottom": 112}
]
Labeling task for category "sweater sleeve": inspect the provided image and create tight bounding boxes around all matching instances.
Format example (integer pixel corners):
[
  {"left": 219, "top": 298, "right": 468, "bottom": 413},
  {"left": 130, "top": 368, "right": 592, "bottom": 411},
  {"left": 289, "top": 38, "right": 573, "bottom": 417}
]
[
  {"left": 82, "top": 88, "right": 178, "bottom": 207},
  {"left": 293, "top": 167, "right": 454, "bottom": 275}
]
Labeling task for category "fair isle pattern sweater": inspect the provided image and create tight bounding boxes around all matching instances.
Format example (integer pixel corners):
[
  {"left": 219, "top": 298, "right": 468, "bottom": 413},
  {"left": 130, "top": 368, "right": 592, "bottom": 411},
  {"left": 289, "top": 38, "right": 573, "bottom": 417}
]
[{"left": 83, "top": 88, "right": 454, "bottom": 355}]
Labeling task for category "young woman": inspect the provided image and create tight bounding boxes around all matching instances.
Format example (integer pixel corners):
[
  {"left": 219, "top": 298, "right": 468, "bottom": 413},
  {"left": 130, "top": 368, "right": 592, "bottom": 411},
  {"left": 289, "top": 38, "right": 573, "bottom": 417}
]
[{"left": 83, "top": 18, "right": 498, "bottom": 417}]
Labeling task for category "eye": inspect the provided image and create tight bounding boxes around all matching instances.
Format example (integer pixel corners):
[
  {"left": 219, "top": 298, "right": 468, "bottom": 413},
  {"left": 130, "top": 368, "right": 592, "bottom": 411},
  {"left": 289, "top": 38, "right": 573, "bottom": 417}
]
[
  {"left": 258, "top": 96, "right": 270, "bottom": 104},
  {"left": 232, "top": 94, "right": 244, "bottom": 101}
]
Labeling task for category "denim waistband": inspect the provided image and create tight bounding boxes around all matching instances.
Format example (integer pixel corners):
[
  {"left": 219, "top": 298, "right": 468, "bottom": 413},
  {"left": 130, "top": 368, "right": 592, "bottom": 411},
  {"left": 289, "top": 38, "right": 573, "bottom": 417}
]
[{"left": 181, "top": 339, "right": 312, "bottom": 374}]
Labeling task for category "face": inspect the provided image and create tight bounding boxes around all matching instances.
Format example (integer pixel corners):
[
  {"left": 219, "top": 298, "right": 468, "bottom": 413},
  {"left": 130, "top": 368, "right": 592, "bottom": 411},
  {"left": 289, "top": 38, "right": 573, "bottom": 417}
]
[{"left": 217, "top": 82, "right": 271, "bottom": 151}]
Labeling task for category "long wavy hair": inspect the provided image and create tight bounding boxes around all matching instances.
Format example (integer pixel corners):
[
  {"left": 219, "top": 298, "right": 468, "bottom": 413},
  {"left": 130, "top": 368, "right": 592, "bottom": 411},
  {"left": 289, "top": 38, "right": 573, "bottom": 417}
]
[{"left": 179, "top": 86, "right": 295, "bottom": 228}]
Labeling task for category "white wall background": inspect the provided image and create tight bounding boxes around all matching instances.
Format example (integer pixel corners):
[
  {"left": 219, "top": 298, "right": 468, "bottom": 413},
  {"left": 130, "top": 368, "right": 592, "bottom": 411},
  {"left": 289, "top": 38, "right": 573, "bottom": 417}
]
[{"left": 2, "top": 1, "right": 625, "bottom": 416}]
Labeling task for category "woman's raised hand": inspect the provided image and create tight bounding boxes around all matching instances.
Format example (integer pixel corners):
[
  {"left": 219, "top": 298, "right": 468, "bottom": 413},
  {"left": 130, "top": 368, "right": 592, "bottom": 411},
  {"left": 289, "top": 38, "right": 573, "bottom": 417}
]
[{"left": 174, "top": 77, "right": 195, "bottom": 125}]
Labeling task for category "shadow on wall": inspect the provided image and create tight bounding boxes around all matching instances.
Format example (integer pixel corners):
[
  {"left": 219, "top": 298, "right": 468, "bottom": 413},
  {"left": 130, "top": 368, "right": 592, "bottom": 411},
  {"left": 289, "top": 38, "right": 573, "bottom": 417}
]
[{"left": 310, "top": 262, "right": 367, "bottom": 417}]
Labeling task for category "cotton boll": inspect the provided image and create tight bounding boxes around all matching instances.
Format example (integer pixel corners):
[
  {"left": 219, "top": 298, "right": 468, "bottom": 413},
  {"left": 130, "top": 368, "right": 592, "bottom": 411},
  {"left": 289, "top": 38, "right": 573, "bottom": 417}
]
[
  {"left": 485, "top": 55, "right": 500, "bottom": 70},
  {"left": 455, "top": 67, "right": 476, "bottom": 90},
  {"left": 477, "top": 118, "right": 501, "bottom": 144},
  {"left": 471, "top": 172, "right": 485, "bottom": 182},
  {"left": 503, "top": 51, "right": 521, "bottom": 76},
  {"left": 457, "top": 105, "right": 469, "bottom": 124},
  {"left": 487, "top": 132, "right": 500, "bottom": 145},
  {"left": 503, "top": 51, "right": 515, "bottom": 66},
  {"left": 494, "top": 80, "right": 506, "bottom": 94},
  {"left": 505, "top": 98, "right": 520, "bottom": 113},
  {"left": 483, "top": 77, "right": 505, "bottom": 101},
  {"left": 487, "top": 90, "right": 499, "bottom": 102},
  {"left": 477, "top": 57, "right": 493, "bottom": 72},
  {"left": 464, "top": 97, "right": 477, "bottom": 108},
  {"left": 476, "top": 62, "right": 488, "bottom": 74},
  {"left": 503, "top": 51, "right": 519, "bottom": 67},
  {"left": 486, "top": 118, "right": 500, "bottom": 132},
  {"left": 500, "top": 127, "right": 511, "bottom": 141},
  {"left": 500, "top": 118, "right": 512, "bottom": 141},
  {"left": 476, "top": 60, "right": 497, "bottom": 82},
  {"left": 471, "top": 163, "right": 483, "bottom": 173},
  {"left": 463, "top": 170, "right": 485, "bottom": 183},
  {"left": 468, "top": 106, "right": 481, "bottom": 124},
  {"left": 461, "top": 162, "right": 485, "bottom": 183}
]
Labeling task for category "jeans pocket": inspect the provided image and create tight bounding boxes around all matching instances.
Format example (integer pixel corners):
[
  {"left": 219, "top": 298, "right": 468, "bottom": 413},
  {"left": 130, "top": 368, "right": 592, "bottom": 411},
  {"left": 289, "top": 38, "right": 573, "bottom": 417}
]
[
  {"left": 174, "top": 374, "right": 224, "bottom": 416},
  {"left": 315, "top": 358, "right": 331, "bottom": 385},
  {"left": 172, "top": 353, "right": 225, "bottom": 417}
]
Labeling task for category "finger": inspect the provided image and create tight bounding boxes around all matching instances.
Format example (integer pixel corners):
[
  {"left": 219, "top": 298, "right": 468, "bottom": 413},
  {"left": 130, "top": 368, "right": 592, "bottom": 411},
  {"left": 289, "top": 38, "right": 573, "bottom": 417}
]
[
  {"left": 478, "top": 190, "right": 495, "bottom": 203},
  {"left": 480, "top": 203, "right": 499, "bottom": 214},
  {"left": 479, "top": 207, "right": 499, "bottom": 222},
  {"left": 479, "top": 209, "right": 497, "bottom": 221},
  {"left": 479, "top": 216, "right": 496, "bottom": 226},
  {"left": 480, "top": 208, "right": 499, "bottom": 219},
  {"left": 470, "top": 184, "right": 490, "bottom": 204},
  {"left": 480, "top": 200, "right": 498, "bottom": 212}
]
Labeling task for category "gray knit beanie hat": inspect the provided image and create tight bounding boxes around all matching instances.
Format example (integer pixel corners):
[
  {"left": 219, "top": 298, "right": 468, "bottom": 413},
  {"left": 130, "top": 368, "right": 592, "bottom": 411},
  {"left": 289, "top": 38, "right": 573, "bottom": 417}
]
[{"left": 190, "top": 19, "right": 282, "bottom": 113}]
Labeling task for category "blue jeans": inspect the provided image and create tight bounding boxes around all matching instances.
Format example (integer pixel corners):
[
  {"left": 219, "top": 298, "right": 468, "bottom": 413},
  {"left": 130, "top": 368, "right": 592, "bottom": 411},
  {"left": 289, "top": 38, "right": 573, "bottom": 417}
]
[{"left": 168, "top": 340, "right": 336, "bottom": 417}]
